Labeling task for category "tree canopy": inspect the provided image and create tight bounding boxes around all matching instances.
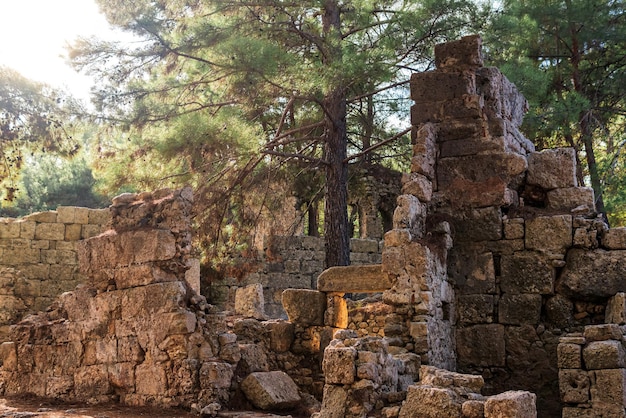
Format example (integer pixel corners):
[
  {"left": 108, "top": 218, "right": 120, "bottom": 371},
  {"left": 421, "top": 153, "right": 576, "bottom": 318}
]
[{"left": 70, "top": 0, "right": 487, "bottom": 267}]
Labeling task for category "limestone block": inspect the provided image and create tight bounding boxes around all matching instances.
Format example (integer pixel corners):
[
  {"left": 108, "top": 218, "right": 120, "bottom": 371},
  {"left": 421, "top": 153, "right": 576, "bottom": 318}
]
[
  {"left": 591, "top": 369, "right": 626, "bottom": 405},
  {"left": 558, "top": 343, "right": 582, "bottom": 369},
  {"left": 411, "top": 71, "right": 476, "bottom": 103},
  {"left": 419, "top": 365, "right": 485, "bottom": 393},
  {"left": 324, "top": 292, "right": 348, "bottom": 328},
  {"left": 64, "top": 224, "right": 82, "bottom": 241},
  {"left": 504, "top": 218, "right": 524, "bottom": 240},
  {"left": 444, "top": 207, "right": 503, "bottom": 242},
  {"left": 462, "top": 400, "right": 485, "bottom": 418},
  {"left": 448, "top": 250, "right": 496, "bottom": 295},
  {"left": 74, "top": 207, "right": 90, "bottom": 224},
  {"left": 583, "top": 340, "right": 626, "bottom": 369},
  {"left": 120, "top": 281, "right": 187, "bottom": 319},
  {"left": 108, "top": 362, "right": 135, "bottom": 392},
  {"left": 525, "top": 215, "right": 572, "bottom": 254},
  {"left": 411, "top": 123, "right": 437, "bottom": 180},
  {"left": 559, "top": 369, "right": 589, "bottom": 404},
  {"left": 402, "top": 172, "right": 432, "bottom": 202},
  {"left": 238, "top": 343, "right": 269, "bottom": 374},
  {"left": 606, "top": 293, "right": 626, "bottom": 325},
  {"left": 24, "top": 211, "right": 57, "bottom": 223},
  {"left": 319, "top": 384, "right": 348, "bottom": 418},
  {"left": 393, "top": 194, "right": 426, "bottom": 238},
  {"left": 458, "top": 294, "right": 494, "bottom": 324},
  {"left": 456, "top": 324, "right": 506, "bottom": 368},
  {"left": 0, "top": 222, "right": 20, "bottom": 239},
  {"left": 500, "top": 252, "right": 554, "bottom": 294},
  {"left": 350, "top": 238, "right": 379, "bottom": 253},
  {"left": 46, "top": 376, "right": 74, "bottom": 398},
  {"left": 19, "top": 221, "right": 36, "bottom": 239},
  {"left": 282, "top": 289, "right": 325, "bottom": 326},
  {"left": 559, "top": 249, "right": 626, "bottom": 299},
  {"left": 199, "top": 361, "right": 233, "bottom": 389},
  {"left": 483, "top": 391, "right": 537, "bottom": 418},
  {"left": 437, "top": 153, "right": 527, "bottom": 192},
  {"left": 73, "top": 364, "right": 110, "bottom": 397},
  {"left": 87, "top": 209, "right": 110, "bottom": 225},
  {"left": 323, "top": 345, "right": 357, "bottom": 384},
  {"left": 434, "top": 34, "right": 483, "bottom": 70},
  {"left": 56, "top": 206, "right": 76, "bottom": 223},
  {"left": 399, "top": 386, "right": 462, "bottom": 418},
  {"left": 1, "top": 248, "right": 41, "bottom": 265},
  {"left": 527, "top": 148, "right": 577, "bottom": 190},
  {"left": 583, "top": 324, "right": 623, "bottom": 342},
  {"left": 498, "top": 293, "right": 542, "bottom": 325},
  {"left": 235, "top": 283, "right": 266, "bottom": 320},
  {"left": 264, "top": 320, "right": 294, "bottom": 352},
  {"left": 411, "top": 95, "right": 483, "bottom": 125},
  {"left": 477, "top": 67, "right": 529, "bottom": 128},
  {"left": 546, "top": 187, "right": 595, "bottom": 213},
  {"left": 240, "top": 371, "right": 301, "bottom": 411},
  {"left": 0, "top": 342, "right": 17, "bottom": 371},
  {"left": 157, "top": 311, "right": 197, "bottom": 335},
  {"left": 439, "top": 136, "right": 506, "bottom": 158},
  {"left": 81, "top": 224, "right": 103, "bottom": 239},
  {"left": 34, "top": 223, "right": 65, "bottom": 241},
  {"left": 317, "top": 264, "right": 390, "bottom": 293},
  {"left": 602, "top": 227, "right": 626, "bottom": 250}
]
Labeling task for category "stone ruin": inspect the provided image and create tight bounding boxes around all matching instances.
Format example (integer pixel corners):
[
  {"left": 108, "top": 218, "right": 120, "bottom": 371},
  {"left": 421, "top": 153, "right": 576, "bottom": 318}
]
[{"left": 0, "top": 34, "right": 625, "bottom": 417}]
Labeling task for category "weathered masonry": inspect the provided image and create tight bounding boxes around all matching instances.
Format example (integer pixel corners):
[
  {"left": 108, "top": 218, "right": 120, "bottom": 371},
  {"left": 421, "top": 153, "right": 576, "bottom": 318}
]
[{"left": 0, "top": 35, "right": 626, "bottom": 418}]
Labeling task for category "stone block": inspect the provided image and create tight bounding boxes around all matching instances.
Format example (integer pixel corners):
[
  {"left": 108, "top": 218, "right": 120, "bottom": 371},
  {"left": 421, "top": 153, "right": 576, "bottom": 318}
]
[
  {"left": 445, "top": 207, "right": 503, "bottom": 242},
  {"left": 24, "top": 211, "right": 57, "bottom": 223},
  {"left": 393, "top": 194, "right": 426, "bottom": 238},
  {"left": 498, "top": 293, "right": 542, "bottom": 325},
  {"left": 462, "top": 400, "right": 485, "bottom": 418},
  {"left": 235, "top": 283, "right": 266, "bottom": 320},
  {"left": 324, "top": 292, "right": 348, "bottom": 328},
  {"left": 264, "top": 320, "right": 294, "bottom": 352},
  {"left": 34, "top": 223, "right": 65, "bottom": 241},
  {"left": 402, "top": 172, "right": 432, "bottom": 202},
  {"left": 87, "top": 209, "right": 110, "bottom": 225},
  {"left": 317, "top": 264, "right": 390, "bottom": 293},
  {"left": 419, "top": 365, "right": 485, "bottom": 393},
  {"left": 199, "top": 361, "right": 233, "bottom": 389},
  {"left": 64, "top": 224, "right": 82, "bottom": 241},
  {"left": 323, "top": 345, "right": 357, "bottom": 384},
  {"left": 399, "top": 385, "right": 462, "bottom": 418},
  {"left": 184, "top": 258, "right": 200, "bottom": 294},
  {"left": 559, "top": 369, "right": 590, "bottom": 404},
  {"left": 0, "top": 342, "right": 17, "bottom": 371},
  {"left": 439, "top": 136, "right": 506, "bottom": 158},
  {"left": 411, "top": 123, "right": 437, "bottom": 180},
  {"left": 448, "top": 250, "right": 496, "bottom": 294},
  {"left": 411, "top": 95, "right": 484, "bottom": 125},
  {"left": 500, "top": 252, "right": 554, "bottom": 294},
  {"left": 282, "top": 289, "right": 326, "bottom": 326},
  {"left": 434, "top": 34, "right": 483, "bottom": 70},
  {"left": 456, "top": 324, "right": 506, "bottom": 368},
  {"left": 607, "top": 293, "right": 626, "bottom": 325},
  {"left": 74, "top": 364, "right": 110, "bottom": 397},
  {"left": 477, "top": 67, "right": 529, "bottom": 128},
  {"left": 19, "top": 221, "right": 36, "bottom": 239},
  {"left": 240, "top": 371, "right": 301, "bottom": 411},
  {"left": 559, "top": 249, "right": 626, "bottom": 299},
  {"left": 558, "top": 343, "right": 582, "bottom": 369},
  {"left": 527, "top": 148, "right": 577, "bottom": 189},
  {"left": 583, "top": 324, "right": 623, "bottom": 342},
  {"left": 547, "top": 187, "right": 595, "bottom": 213},
  {"left": 108, "top": 362, "right": 135, "bottom": 392},
  {"left": 583, "top": 340, "right": 626, "bottom": 369},
  {"left": 74, "top": 207, "right": 90, "bottom": 224},
  {"left": 603, "top": 227, "right": 626, "bottom": 250},
  {"left": 319, "top": 384, "right": 347, "bottom": 418},
  {"left": 81, "top": 224, "right": 103, "bottom": 239},
  {"left": 458, "top": 294, "right": 494, "bottom": 324},
  {"left": 56, "top": 206, "right": 76, "bottom": 223},
  {"left": 525, "top": 215, "right": 572, "bottom": 254},
  {"left": 411, "top": 71, "right": 476, "bottom": 103},
  {"left": 591, "top": 368, "right": 626, "bottom": 405},
  {"left": 0, "top": 222, "right": 20, "bottom": 239},
  {"left": 504, "top": 218, "right": 524, "bottom": 240},
  {"left": 437, "top": 153, "right": 527, "bottom": 192},
  {"left": 135, "top": 363, "right": 167, "bottom": 395},
  {"left": 484, "top": 391, "right": 537, "bottom": 418}
]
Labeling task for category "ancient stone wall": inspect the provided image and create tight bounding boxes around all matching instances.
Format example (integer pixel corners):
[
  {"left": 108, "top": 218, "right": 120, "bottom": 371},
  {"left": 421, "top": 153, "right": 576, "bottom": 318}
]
[
  {"left": 213, "top": 235, "right": 382, "bottom": 318},
  {"left": 0, "top": 207, "right": 109, "bottom": 340}
]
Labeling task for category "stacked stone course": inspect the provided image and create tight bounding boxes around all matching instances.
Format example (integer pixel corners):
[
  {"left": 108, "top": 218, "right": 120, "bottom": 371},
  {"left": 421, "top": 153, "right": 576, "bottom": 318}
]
[{"left": 0, "top": 207, "right": 109, "bottom": 340}]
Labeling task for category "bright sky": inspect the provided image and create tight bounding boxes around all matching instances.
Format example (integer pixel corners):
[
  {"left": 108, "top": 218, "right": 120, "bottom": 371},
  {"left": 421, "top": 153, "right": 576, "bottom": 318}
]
[{"left": 0, "top": 0, "right": 128, "bottom": 101}]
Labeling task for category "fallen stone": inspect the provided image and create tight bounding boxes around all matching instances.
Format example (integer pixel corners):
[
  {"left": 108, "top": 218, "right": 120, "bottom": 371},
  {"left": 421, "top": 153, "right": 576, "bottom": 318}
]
[
  {"left": 240, "top": 371, "right": 301, "bottom": 411},
  {"left": 484, "top": 391, "right": 537, "bottom": 418}
]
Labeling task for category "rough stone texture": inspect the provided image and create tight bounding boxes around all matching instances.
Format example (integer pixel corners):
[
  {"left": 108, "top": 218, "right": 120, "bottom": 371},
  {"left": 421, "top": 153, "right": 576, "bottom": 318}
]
[
  {"left": 317, "top": 265, "right": 390, "bottom": 293},
  {"left": 399, "top": 386, "right": 462, "bottom": 418},
  {"left": 583, "top": 340, "right": 626, "bottom": 370},
  {"left": 559, "top": 249, "right": 626, "bottom": 298},
  {"left": 483, "top": 391, "right": 537, "bottom": 418},
  {"left": 240, "top": 371, "right": 301, "bottom": 411},
  {"left": 282, "top": 289, "right": 326, "bottom": 326},
  {"left": 602, "top": 227, "right": 626, "bottom": 250},
  {"left": 235, "top": 284, "right": 266, "bottom": 320},
  {"left": 546, "top": 187, "right": 595, "bottom": 214},
  {"left": 456, "top": 325, "right": 505, "bottom": 368},
  {"left": 525, "top": 215, "right": 572, "bottom": 254},
  {"left": 527, "top": 148, "right": 578, "bottom": 190},
  {"left": 606, "top": 293, "right": 626, "bottom": 325},
  {"left": 500, "top": 252, "right": 554, "bottom": 294}
]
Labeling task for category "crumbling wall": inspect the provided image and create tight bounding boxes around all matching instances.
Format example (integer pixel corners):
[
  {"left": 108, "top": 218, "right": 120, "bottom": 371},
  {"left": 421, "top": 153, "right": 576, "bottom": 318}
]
[{"left": 0, "top": 207, "right": 109, "bottom": 340}]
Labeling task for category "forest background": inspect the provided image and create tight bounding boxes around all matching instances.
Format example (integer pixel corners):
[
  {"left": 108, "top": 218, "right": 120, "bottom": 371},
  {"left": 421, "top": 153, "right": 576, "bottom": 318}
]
[{"left": 1, "top": 0, "right": 625, "bottom": 272}]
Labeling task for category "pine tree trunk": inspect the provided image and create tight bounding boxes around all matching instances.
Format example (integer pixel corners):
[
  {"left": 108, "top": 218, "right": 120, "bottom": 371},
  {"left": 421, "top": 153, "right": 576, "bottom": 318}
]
[{"left": 322, "top": 0, "right": 350, "bottom": 268}]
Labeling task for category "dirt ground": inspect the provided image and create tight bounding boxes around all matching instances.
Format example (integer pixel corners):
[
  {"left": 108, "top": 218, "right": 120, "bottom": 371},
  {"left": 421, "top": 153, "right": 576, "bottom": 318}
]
[{"left": 0, "top": 397, "right": 295, "bottom": 418}]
